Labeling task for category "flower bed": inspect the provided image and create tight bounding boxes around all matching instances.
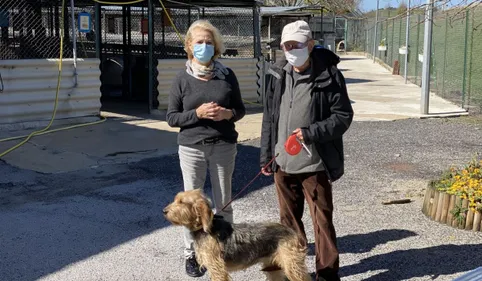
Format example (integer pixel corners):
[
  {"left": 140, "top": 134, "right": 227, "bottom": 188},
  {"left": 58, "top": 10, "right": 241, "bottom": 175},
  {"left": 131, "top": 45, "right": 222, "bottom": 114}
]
[{"left": 422, "top": 157, "right": 482, "bottom": 231}]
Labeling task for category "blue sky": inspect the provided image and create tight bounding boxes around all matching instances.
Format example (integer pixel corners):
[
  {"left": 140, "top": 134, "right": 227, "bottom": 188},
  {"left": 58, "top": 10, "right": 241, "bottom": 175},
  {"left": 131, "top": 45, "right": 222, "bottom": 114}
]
[
  {"left": 360, "top": 0, "right": 473, "bottom": 12},
  {"left": 361, "top": 0, "right": 422, "bottom": 12}
]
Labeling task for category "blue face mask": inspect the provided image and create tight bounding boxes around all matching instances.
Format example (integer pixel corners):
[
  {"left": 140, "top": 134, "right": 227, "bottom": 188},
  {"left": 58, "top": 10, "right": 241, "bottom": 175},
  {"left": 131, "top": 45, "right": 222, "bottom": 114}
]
[{"left": 193, "top": 43, "right": 215, "bottom": 63}]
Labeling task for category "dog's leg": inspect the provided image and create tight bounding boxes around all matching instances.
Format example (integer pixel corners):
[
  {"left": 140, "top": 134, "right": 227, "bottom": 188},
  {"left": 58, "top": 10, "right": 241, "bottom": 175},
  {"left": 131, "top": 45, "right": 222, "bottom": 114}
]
[
  {"left": 276, "top": 238, "right": 311, "bottom": 281},
  {"left": 261, "top": 261, "right": 286, "bottom": 281},
  {"left": 196, "top": 238, "right": 231, "bottom": 281}
]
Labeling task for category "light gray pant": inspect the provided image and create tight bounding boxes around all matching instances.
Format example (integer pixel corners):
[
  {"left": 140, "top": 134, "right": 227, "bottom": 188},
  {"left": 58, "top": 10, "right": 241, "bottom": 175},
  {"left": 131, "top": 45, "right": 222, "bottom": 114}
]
[{"left": 178, "top": 142, "right": 237, "bottom": 257}]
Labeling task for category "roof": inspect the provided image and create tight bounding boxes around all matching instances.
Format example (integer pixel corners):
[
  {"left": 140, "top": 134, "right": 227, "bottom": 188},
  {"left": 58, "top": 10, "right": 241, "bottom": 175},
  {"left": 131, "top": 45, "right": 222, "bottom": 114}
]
[
  {"left": 260, "top": 5, "right": 323, "bottom": 17},
  {"left": 260, "top": 6, "right": 308, "bottom": 16},
  {"left": 71, "top": 0, "right": 260, "bottom": 8}
]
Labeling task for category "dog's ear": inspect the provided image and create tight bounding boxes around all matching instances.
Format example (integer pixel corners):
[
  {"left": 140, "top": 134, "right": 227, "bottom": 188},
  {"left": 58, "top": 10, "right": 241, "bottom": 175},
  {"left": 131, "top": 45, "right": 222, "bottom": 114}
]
[{"left": 194, "top": 199, "right": 213, "bottom": 233}]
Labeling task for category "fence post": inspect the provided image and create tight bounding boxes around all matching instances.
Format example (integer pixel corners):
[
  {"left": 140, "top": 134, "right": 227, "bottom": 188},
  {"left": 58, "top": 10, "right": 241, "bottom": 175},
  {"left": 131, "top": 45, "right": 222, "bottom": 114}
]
[
  {"left": 421, "top": 0, "right": 434, "bottom": 115},
  {"left": 373, "top": 0, "right": 379, "bottom": 62},
  {"left": 442, "top": 15, "right": 448, "bottom": 97},
  {"left": 95, "top": 3, "right": 101, "bottom": 59},
  {"left": 468, "top": 9, "right": 475, "bottom": 106},
  {"left": 344, "top": 18, "right": 348, "bottom": 51},
  {"left": 253, "top": 4, "right": 261, "bottom": 58},
  {"left": 391, "top": 18, "right": 394, "bottom": 66},
  {"left": 462, "top": 9, "right": 470, "bottom": 108},
  {"left": 415, "top": 14, "right": 421, "bottom": 85},
  {"left": 398, "top": 17, "right": 402, "bottom": 66},
  {"left": 404, "top": 0, "right": 410, "bottom": 83}
]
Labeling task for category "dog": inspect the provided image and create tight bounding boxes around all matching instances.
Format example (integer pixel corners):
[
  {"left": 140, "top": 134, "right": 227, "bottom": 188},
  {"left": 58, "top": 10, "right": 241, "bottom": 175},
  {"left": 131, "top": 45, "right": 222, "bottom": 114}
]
[{"left": 163, "top": 189, "right": 311, "bottom": 281}]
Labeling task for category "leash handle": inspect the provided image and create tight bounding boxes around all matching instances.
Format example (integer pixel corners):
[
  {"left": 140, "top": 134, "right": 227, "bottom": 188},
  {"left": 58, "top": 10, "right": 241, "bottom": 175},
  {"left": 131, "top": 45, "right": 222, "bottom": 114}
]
[{"left": 220, "top": 153, "right": 278, "bottom": 212}]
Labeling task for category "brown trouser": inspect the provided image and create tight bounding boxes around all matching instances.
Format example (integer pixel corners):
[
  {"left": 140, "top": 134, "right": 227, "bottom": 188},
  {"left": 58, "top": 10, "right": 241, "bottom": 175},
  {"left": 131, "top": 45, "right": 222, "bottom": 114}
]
[{"left": 274, "top": 169, "right": 340, "bottom": 281}]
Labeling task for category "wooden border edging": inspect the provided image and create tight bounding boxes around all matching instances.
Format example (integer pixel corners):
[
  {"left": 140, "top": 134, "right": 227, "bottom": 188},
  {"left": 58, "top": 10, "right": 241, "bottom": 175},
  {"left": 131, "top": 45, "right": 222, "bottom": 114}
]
[{"left": 422, "top": 184, "right": 481, "bottom": 232}]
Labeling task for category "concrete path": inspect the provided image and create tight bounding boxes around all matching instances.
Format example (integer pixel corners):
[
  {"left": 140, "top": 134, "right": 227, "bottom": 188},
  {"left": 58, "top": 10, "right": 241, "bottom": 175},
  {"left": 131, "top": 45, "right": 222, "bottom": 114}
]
[
  {"left": 0, "top": 55, "right": 467, "bottom": 174},
  {"left": 340, "top": 55, "right": 466, "bottom": 121}
]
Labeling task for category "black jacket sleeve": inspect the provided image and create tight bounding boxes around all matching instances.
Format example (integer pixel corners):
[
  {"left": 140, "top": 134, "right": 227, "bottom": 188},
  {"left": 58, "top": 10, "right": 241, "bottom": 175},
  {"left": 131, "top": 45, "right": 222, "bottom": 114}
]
[
  {"left": 302, "top": 68, "right": 354, "bottom": 145},
  {"left": 227, "top": 69, "right": 246, "bottom": 122},
  {"left": 166, "top": 73, "right": 199, "bottom": 128},
  {"left": 260, "top": 75, "right": 274, "bottom": 167}
]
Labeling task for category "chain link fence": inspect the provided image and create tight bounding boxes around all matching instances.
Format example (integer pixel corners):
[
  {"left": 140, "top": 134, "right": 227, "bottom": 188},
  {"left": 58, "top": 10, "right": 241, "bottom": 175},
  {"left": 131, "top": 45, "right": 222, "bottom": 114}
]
[
  {"left": 151, "top": 7, "right": 254, "bottom": 59},
  {"left": 347, "top": 6, "right": 482, "bottom": 113},
  {"left": 0, "top": 1, "right": 256, "bottom": 60},
  {"left": 0, "top": 0, "right": 74, "bottom": 60}
]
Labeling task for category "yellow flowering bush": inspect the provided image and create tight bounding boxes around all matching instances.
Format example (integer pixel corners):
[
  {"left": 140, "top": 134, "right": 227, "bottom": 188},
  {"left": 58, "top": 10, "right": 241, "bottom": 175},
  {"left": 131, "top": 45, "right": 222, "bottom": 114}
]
[{"left": 432, "top": 157, "right": 482, "bottom": 213}]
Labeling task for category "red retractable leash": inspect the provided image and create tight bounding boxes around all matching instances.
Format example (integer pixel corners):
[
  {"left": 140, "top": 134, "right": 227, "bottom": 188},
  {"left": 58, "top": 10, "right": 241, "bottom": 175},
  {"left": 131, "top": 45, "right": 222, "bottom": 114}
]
[{"left": 220, "top": 134, "right": 310, "bottom": 212}]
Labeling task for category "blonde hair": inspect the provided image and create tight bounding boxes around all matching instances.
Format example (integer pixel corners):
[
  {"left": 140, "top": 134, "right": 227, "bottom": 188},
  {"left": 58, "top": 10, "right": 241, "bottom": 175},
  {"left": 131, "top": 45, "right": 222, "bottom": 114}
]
[{"left": 184, "top": 19, "right": 225, "bottom": 60}]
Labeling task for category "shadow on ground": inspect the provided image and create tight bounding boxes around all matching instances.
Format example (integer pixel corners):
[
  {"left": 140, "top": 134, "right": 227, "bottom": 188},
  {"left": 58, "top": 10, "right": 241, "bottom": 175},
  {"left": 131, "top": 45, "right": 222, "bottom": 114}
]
[
  {"left": 340, "top": 57, "right": 366, "bottom": 61},
  {"left": 341, "top": 243, "right": 482, "bottom": 280},
  {"left": 308, "top": 229, "right": 418, "bottom": 256},
  {"left": 0, "top": 142, "right": 272, "bottom": 281},
  {"left": 345, "top": 78, "right": 374, "bottom": 84},
  {"left": 306, "top": 229, "right": 481, "bottom": 280}
]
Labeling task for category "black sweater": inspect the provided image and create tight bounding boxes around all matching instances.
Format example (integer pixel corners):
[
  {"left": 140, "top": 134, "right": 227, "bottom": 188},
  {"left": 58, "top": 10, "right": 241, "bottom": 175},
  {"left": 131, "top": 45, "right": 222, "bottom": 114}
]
[{"left": 166, "top": 68, "right": 246, "bottom": 145}]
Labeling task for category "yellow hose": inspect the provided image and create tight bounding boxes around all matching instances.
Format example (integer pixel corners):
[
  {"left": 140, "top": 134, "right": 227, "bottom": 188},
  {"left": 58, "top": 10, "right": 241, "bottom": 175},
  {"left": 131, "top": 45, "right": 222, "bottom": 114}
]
[
  {"left": 0, "top": 0, "right": 106, "bottom": 158},
  {"left": 0, "top": 0, "right": 260, "bottom": 158}
]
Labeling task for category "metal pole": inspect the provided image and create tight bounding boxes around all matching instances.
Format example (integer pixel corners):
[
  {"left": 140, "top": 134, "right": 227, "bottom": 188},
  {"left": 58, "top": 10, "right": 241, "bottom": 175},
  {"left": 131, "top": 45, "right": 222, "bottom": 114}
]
[
  {"left": 320, "top": 7, "right": 323, "bottom": 44},
  {"left": 253, "top": 4, "right": 261, "bottom": 58},
  {"left": 461, "top": 9, "right": 469, "bottom": 108},
  {"left": 94, "top": 2, "right": 101, "bottom": 60},
  {"left": 404, "top": 0, "right": 410, "bottom": 83},
  {"left": 441, "top": 16, "right": 448, "bottom": 97},
  {"left": 372, "top": 0, "right": 379, "bottom": 62},
  {"left": 70, "top": 0, "right": 78, "bottom": 87},
  {"left": 421, "top": 0, "right": 434, "bottom": 115},
  {"left": 344, "top": 18, "right": 348, "bottom": 51},
  {"left": 148, "top": 0, "right": 154, "bottom": 114}
]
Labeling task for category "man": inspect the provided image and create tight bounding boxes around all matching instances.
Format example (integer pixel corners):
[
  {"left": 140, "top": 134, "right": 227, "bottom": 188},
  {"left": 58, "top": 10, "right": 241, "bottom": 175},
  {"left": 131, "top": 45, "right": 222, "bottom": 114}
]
[{"left": 260, "top": 20, "right": 353, "bottom": 281}]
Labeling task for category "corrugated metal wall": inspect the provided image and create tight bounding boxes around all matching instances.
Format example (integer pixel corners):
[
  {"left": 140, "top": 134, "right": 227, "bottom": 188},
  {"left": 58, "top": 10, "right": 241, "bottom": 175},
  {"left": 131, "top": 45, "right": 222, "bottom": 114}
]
[
  {"left": 156, "top": 58, "right": 259, "bottom": 109},
  {"left": 0, "top": 59, "right": 101, "bottom": 124}
]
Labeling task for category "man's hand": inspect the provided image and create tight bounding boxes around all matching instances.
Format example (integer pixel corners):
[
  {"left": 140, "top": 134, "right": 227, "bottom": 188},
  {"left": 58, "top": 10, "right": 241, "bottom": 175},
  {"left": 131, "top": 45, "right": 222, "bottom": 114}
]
[
  {"left": 261, "top": 166, "right": 273, "bottom": 176},
  {"left": 293, "top": 128, "right": 304, "bottom": 142}
]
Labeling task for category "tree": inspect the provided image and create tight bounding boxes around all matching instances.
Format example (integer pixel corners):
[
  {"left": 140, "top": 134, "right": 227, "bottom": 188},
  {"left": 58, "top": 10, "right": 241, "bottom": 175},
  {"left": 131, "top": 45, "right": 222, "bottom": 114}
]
[
  {"left": 264, "top": 0, "right": 304, "bottom": 6},
  {"left": 397, "top": 1, "right": 408, "bottom": 15},
  {"left": 304, "top": 0, "right": 362, "bottom": 15}
]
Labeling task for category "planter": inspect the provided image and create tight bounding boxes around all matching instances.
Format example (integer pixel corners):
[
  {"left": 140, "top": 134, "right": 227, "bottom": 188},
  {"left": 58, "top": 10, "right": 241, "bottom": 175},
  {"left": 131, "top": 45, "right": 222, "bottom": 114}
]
[
  {"left": 418, "top": 53, "right": 424, "bottom": 62},
  {"left": 399, "top": 47, "right": 408, "bottom": 55},
  {"left": 378, "top": 45, "right": 387, "bottom": 51},
  {"left": 422, "top": 184, "right": 482, "bottom": 232}
]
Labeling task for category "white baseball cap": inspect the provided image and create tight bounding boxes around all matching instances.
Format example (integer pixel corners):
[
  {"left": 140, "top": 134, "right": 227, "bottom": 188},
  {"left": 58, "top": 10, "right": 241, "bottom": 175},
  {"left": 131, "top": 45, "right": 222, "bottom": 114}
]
[{"left": 281, "top": 20, "right": 312, "bottom": 44}]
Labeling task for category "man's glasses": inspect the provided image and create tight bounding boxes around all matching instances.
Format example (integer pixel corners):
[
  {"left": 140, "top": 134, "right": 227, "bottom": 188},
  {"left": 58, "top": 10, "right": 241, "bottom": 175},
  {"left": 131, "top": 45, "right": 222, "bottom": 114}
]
[{"left": 280, "top": 41, "right": 308, "bottom": 51}]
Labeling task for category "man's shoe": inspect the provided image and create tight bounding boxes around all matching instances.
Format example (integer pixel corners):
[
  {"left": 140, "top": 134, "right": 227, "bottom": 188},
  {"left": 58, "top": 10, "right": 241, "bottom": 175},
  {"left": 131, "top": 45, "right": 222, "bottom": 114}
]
[{"left": 185, "top": 254, "right": 206, "bottom": 277}]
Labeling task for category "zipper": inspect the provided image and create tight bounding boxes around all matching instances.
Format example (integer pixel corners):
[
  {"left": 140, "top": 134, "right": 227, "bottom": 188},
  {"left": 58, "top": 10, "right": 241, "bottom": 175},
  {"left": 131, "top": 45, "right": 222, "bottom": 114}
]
[{"left": 287, "top": 72, "right": 295, "bottom": 142}]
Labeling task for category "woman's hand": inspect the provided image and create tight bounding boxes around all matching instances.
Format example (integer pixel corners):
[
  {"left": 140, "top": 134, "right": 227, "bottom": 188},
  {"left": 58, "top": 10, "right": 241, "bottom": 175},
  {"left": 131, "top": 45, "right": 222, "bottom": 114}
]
[
  {"left": 196, "top": 102, "right": 233, "bottom": 121},
  {"left": 196, "top": 102, "right": 218, "bottom": 119},
  {"left": 212, "top": 107, "right": 233, "bottom": 121}
]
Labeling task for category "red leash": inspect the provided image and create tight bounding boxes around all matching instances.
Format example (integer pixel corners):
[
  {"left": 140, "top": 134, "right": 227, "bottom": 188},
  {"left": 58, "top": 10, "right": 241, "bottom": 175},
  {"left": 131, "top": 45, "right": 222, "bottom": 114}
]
[{"left": 220, "top": 154, "right": 279, "bottom": 212}]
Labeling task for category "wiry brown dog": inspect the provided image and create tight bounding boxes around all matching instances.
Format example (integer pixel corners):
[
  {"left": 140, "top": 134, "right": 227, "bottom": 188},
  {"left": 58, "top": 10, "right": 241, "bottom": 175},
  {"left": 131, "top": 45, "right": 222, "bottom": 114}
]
[{"left": 163, "top": 189, "right": 311, "bottom": 281}]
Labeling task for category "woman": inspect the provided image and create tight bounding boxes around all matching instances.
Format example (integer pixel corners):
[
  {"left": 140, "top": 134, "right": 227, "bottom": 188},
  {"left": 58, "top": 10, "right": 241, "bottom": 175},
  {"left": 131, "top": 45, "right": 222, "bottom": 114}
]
[{"left": 166, "top": 19, "right": 246, "bottom": 278}]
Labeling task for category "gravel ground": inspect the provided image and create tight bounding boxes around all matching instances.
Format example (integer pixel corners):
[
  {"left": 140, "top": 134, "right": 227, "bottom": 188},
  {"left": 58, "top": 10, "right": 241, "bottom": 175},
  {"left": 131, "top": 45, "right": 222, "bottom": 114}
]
[{"left": 1, "top": 116, "right": 482, "bottom": 281}]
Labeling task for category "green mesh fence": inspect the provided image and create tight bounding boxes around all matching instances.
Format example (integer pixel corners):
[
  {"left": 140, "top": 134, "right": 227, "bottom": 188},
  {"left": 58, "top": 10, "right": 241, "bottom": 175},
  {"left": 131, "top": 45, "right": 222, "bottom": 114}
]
[{"left": 346, "top": 7, "right": 482, "bottom": 113}]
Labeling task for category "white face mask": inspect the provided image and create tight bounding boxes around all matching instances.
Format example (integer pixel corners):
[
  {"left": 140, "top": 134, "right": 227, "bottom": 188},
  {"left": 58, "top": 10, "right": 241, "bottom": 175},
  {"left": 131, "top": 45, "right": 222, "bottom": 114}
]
[{"left": 285, "top": 46, "right": 310, "bottom": 67}]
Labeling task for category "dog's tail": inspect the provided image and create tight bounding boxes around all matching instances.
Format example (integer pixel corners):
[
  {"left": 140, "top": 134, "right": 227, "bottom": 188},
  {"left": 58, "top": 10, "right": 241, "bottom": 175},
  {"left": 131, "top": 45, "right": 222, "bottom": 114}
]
[{"left": 275, "top": 237, "right": 311, "bottom": 281}]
